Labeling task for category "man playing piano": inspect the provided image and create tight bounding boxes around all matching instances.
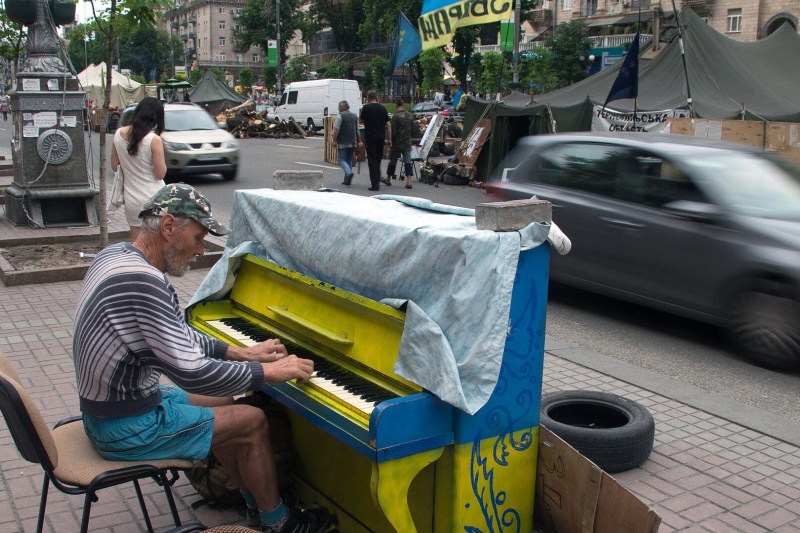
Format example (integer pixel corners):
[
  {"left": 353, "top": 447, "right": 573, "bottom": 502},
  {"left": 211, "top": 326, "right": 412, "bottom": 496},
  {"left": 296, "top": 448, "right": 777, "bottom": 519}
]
[{"left": 72, "top": 184, "right": 330, "bottom": 533}]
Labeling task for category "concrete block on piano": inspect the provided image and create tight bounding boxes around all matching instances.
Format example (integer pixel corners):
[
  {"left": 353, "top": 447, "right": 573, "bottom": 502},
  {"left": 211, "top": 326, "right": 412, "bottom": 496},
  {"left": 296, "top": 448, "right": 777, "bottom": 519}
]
[{"left": 273, "top": 170, "right": 324, "bottom": 191}]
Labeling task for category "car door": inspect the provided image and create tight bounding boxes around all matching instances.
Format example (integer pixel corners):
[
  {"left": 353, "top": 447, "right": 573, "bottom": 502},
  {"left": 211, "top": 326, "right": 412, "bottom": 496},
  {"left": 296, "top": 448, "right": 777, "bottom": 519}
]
[
  {"left": 596, "top": 150, "right": 746, "bottom": 317},
  {"left": 504, "top": 141, "right": 635, "bottom": 288}
]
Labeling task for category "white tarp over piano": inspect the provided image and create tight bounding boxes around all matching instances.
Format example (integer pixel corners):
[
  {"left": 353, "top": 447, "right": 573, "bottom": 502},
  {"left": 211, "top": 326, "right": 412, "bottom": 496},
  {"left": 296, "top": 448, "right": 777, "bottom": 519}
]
[{"left": 190, "top": 190, "right": 550, "bottom": 415}]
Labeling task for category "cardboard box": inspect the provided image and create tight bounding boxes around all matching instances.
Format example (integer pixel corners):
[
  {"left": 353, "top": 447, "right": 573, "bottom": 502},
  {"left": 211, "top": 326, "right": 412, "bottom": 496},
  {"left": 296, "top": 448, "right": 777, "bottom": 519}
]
[{"left": 534, "top": 426, "right": 661, "bottom": 533}]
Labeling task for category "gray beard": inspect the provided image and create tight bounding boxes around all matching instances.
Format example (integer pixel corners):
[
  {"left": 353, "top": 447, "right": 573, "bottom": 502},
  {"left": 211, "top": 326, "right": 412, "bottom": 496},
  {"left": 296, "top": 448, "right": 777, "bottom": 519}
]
[{"left": 165, "top": 244, "right": 194, "bottom": 277}]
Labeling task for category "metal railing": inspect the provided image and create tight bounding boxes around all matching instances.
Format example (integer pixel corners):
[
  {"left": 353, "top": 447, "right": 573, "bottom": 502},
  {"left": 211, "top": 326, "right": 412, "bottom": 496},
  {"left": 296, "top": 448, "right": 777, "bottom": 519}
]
[{"left": 473, "top": 33, "right": 650, "bottom": 55}]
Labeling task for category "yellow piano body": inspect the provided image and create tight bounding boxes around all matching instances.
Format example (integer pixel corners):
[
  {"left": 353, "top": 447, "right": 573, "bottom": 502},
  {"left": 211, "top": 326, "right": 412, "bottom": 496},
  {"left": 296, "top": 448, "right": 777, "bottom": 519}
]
[{"left": 188, "top": 244, "right": 549, "bottom": 533}]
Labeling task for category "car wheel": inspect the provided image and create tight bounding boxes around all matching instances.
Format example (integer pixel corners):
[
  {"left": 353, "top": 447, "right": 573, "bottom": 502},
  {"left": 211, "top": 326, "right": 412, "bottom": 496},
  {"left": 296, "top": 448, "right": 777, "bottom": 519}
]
[
  {"left": 221, "top": 167, "right": 238, "bottom": 181},
  {"left": 727, "top": 280, "right": 800, "bottom": 370},
  {"left": 306, "top": 118, "right": 315, "bottom": 134},
  {"left": 540, "top": 390, "right": 655, "bottom": 473}
]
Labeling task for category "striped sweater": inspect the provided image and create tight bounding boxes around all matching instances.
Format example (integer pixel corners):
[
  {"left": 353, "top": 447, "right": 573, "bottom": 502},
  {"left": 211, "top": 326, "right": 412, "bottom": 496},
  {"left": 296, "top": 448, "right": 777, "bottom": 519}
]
[{"left": 73, "top": 243, "right": 264, "bottom": 418}]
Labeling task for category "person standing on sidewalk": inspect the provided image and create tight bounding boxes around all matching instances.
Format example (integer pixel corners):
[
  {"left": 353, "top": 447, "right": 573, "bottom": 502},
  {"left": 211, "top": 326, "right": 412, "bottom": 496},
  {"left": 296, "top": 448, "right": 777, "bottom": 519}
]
[
  {"left": 359, "top": 90, "right": 391, "bottom": 191},
  {"left": 332, "top": 100, "right": 361, "bottom": 186},
  {"left": 72, "top": 184, "right": 330, "bottom": 533},
  {"left": 111, "top": 97, "right": 167, "bottom": 240},
  {"left": 383, "top": 99, "right": 414, "bottom": 189},
  {"left": 0, "top": 100, "right": 8, "bottom": 121}
]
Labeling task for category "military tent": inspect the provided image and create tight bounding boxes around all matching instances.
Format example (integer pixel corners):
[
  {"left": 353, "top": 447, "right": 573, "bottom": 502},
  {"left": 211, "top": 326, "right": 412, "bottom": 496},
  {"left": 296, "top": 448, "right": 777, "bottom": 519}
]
[
  {"left": 462, "top": 8, "right": 800, "bottom": 179},
  {"left": 188, "top": 70, "right": 246, "bottom": 115},
  {"left": 77, "top": 62, "right": 145, "bottom": 109}
]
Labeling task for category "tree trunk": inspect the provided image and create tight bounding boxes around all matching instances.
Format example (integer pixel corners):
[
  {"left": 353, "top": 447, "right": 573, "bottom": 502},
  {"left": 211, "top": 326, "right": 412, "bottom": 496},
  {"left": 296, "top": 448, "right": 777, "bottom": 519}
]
[{"left": 97, "top": 3, "right": 117, "bottom": 248}]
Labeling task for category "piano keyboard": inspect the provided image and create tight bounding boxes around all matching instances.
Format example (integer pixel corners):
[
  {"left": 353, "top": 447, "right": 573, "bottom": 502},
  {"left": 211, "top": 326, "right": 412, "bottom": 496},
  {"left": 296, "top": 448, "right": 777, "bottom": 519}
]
[{"left": 206, "top": 318, "right": 398, "bottom": 417}]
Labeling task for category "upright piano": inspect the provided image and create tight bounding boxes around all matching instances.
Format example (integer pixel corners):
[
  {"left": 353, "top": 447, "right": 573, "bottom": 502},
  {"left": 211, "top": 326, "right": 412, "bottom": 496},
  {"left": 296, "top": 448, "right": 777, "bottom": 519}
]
[{"left": 187, "top": 211, "right": 550, "bottom": 533}]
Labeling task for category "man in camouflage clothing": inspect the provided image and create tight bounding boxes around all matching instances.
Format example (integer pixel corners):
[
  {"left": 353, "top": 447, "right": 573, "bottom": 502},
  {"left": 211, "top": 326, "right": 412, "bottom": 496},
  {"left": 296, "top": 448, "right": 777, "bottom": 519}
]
[
  {"left": 73, "top": 183, "right": 329, "bottom": 532},
  {"left": 382, "top": 98, "right": 415, "bottom": 189}
]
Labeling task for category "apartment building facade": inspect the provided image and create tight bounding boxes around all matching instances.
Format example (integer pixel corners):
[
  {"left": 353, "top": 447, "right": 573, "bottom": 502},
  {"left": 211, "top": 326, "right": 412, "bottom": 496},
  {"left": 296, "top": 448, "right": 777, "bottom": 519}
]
[{"left": 160, "top": 0, "right": 262, "bottom": 84}]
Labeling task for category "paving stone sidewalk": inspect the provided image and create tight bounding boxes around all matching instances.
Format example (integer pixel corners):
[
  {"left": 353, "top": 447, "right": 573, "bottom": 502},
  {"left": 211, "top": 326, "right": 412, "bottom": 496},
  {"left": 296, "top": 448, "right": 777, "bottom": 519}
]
[{"left": 0, "top": 164, "right": 798, "bottom": 531}]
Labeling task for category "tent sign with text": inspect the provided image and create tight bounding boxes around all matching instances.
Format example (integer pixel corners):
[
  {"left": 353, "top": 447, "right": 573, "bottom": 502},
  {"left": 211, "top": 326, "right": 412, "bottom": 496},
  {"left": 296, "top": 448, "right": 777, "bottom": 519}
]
[
  {"left": 418, "top": 0, "right": 513, "bottom": 50},
  {"left": 592, "top": 106, "right": 676, "bottom": 133}
]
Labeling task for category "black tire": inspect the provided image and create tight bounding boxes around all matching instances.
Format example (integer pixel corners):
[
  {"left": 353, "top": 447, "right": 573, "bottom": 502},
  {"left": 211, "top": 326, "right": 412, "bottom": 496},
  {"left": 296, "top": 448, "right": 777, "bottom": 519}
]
[
  {"left": 727, "top": 280, "right": 800, "bottom": 370},
  {"left": 439, "top": 142, "right": 455, "bottom": 156},
  {"left": 221, "top": 167, "right": 238, "bottom": 181},
  {"left": 540, "top": 390, "right": 655, "bottom": 473}
]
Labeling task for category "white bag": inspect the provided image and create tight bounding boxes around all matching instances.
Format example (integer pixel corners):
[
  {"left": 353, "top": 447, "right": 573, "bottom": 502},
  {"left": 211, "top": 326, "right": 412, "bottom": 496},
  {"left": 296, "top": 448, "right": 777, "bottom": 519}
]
[{"left": 108, "top": 167, "right": 124, "bottom": 211}]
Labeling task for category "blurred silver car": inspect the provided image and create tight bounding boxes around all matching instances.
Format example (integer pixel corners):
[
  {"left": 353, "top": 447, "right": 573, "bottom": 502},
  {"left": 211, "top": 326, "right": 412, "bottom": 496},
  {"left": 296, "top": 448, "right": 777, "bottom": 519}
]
[
  {"left": 120, "top": 102, "right": 240, "bottom": 180},
  {"left": 486, "top": 132, "right": 800, "bottom": 370}
]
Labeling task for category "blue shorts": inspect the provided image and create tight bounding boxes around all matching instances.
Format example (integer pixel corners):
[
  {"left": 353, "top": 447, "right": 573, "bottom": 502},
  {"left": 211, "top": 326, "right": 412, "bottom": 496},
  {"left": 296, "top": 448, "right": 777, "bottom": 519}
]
[{"left": 83, "top": 386, "right": 214, "bottom": 461}]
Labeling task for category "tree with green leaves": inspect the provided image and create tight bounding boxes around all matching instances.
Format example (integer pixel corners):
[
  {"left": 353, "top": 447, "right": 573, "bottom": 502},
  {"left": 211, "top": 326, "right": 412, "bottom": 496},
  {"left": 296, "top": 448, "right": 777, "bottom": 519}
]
[
  {"left": 449, "top": 27, "right": 480, "bottom": 90},
  {"left": 85, "top": 0, "right": 170, "bottom": 246},
  {"left": 306, "top": 0, "right": 366, "bottom": 53},
  {"left": 418, "top": 48, "right": 445, "bottom": 98},
  {"left": 518, "top": 49, "right": 557, "bottom": 94},
  {"left": 238, "top": 67, "right": 254, "bottom": 93},
  {"left": 477, "top": 51, "right": 512, "bottom": 96},
  {"left": 262, "top": 66, "right": 277, "bottom": 93},
  {"left": 65, "top": 22, "right": 107, "bottom": 74},
  {"left": 361, "top": 0, "right": 421, "bottom": 40},
  {"left": 119, "top": 24, "right": 179, "bottom": 83},
  {"left": 0, "top": 16, "right": 26, "bottom": 79},
  {"left": 282, "top": 54, "right": 310, "bottom": 85},
  {"left": 319, "top": 60, "right": 348, "bottom": 80},
  {"left": 189, "top": 68, "right": 204, "bottom": 85},
  {"left": 545, "top": 20, "right": 593, "bottom": 87},
  {"left": 235, "top": 0, "right": 309, "bottom": 79},
  {"left": 362, "top": 55, "right": 388, "bottom": 93}
]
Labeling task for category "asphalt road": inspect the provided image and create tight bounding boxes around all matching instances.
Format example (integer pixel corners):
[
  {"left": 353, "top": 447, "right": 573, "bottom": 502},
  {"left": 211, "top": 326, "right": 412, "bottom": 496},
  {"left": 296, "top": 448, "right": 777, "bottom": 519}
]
[{"left": 32, "top": 127, "right": 800, "bottom": 426}]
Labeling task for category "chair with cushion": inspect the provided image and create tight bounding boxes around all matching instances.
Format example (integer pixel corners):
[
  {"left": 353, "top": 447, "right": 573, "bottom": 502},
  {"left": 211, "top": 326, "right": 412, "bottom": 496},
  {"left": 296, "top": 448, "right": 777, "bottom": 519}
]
[{"left": 0, "top": 352, "right": 194, "bottom": 533}]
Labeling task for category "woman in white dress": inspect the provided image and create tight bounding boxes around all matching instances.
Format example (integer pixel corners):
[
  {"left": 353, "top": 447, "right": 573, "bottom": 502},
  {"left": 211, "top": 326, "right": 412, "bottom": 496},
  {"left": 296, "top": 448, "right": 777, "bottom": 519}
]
[{"left": 111, "top": 97, "right": 167, "bottom": 239}]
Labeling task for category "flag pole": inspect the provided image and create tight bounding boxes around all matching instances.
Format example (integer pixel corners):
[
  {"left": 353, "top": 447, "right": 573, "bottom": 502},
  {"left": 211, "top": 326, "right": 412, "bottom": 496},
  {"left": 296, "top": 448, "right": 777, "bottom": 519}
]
[{"left": 669, "top": 1, "right": 694, "bottom": 117}]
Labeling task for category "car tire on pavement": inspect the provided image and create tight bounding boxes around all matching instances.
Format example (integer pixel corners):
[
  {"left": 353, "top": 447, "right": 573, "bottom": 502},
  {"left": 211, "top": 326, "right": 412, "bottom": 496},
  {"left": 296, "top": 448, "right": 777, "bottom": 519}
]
[
  {"left": 540, "top": 390, "right": 655, "bottom": 473},
  {"left": 221, "top": 168, "right": 238, "bottom": 181},
  {"left": 727, "top": 280, "right": 800, "bottom": 370}
]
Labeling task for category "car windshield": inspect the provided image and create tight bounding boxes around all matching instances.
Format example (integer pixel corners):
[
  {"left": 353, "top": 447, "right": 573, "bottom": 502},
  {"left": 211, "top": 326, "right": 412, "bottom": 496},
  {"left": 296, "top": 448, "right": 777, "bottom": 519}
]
[
  {"left": 164, "top": 108, "right": 219, "bottom": 132},
  {"left": 684, "top": 152, "right": 800, "bottom": 220}
]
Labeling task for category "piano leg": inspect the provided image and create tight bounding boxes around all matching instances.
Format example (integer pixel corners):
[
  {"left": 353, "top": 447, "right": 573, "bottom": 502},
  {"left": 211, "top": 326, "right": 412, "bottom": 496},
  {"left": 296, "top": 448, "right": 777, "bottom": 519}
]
[{"left": 370, "top": 447, "right": 444, "bottom": 533}]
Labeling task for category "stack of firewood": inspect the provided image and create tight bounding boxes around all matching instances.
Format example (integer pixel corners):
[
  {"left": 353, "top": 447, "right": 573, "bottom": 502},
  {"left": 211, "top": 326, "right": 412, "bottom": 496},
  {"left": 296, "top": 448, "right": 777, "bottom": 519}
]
[{"left": 218, "top": 100, "right": 308, "bottom": 139}]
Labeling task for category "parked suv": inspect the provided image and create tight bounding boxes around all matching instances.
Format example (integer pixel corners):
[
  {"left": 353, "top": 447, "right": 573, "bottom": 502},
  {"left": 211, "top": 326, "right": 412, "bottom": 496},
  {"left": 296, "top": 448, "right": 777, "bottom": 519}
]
[
  {"left": 119, "top": 102, "right": 240, "bottom": 180},
  {"left": 486, "top": 132, "right": 800, "bottom": 370}
]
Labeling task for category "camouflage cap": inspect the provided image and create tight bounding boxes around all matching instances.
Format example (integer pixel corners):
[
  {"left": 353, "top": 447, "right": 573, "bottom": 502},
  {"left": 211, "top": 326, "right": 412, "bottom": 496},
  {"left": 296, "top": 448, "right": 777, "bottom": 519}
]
[{"left": 138, "top": 183, "right": 230, "bottom": 236}]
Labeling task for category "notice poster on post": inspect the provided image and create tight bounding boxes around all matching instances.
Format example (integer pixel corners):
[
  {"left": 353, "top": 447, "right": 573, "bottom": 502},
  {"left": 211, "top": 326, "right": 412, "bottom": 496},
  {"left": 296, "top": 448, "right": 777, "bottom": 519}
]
[{"left": 417, "top": 114, "right": 445, "bottom": 160}]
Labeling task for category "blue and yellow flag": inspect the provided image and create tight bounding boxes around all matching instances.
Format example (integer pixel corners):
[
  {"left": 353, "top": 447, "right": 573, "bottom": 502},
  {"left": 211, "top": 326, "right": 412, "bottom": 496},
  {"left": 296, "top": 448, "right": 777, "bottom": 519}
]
[
  {"left": 385, "top": 12, "right": 423, "bottom": 79},
  {"left": 418, "top": 0, "right": 513, "bottom": 50}
]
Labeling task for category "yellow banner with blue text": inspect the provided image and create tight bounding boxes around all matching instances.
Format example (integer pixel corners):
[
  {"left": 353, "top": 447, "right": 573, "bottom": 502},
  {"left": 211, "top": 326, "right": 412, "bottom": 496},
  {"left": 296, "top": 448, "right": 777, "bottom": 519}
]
[{"left": 418, "top": 0, "right": 513, "bottom": 50}]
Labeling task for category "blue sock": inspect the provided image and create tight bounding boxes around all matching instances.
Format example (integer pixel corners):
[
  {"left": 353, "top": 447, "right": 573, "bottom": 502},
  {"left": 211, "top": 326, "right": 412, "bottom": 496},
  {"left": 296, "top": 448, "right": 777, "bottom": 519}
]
[
  {"left": 260, "top": 500, "right": 287, "bottom": 527},
  {"left": 240, "top": 489, "right": 257, "bottom": 509}
]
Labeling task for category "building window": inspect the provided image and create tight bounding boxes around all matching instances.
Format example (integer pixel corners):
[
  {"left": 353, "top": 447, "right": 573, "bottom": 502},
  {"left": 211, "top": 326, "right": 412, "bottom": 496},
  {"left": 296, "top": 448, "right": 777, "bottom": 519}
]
[
  {"left": 218, "top": 7, "right": 225, "bottom": 14},
  {"left": 253, "top": 54, "right": 259, "bottom": 62},
  {"left": 219, "top": 20, "right": 226, "bottom": 29},
  {"left": 562, "top": 0, "right": 572, "bottom": 10},
  {"left": 233, "top": 24, "right": 240, "bottom": 31},
  {"left": 727, "top": 8, "right": 742, "bottom": 32},
  {"left": 236, "top": 54, "right": 243, "bottom": 63},
  {"left": 218, "top": 53, "right": 226, "bottom": 61},
  {"left": 219, "top": 36, "right": 226, "bottom": 46}
]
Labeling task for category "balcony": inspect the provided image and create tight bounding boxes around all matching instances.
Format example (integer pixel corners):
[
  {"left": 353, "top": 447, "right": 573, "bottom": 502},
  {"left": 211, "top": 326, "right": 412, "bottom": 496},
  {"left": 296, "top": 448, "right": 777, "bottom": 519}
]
[
  {"left": 529, "top": 9, "right": 553, "bottom": 26},
  {"left": 188, "top": 32, "right": 195, "bottom": 39},
  {"left": 180, "top": 33, "right": 188, "bottom": 41},
  {"left": 473, "top": 34, "right": 651, "bottom": 55},
  {"left": 682, "top": 0, "right": 713, "bottom": 15},
  {"left": 170, "top": 21, "right": 179, "bottom": 29}
]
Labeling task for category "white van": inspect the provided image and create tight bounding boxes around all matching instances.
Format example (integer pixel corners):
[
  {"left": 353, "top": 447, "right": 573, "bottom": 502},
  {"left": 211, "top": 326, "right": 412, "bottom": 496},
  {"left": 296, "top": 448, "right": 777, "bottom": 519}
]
[{"left": 274, "top": 79, "right": 362, "bottom": 134}]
